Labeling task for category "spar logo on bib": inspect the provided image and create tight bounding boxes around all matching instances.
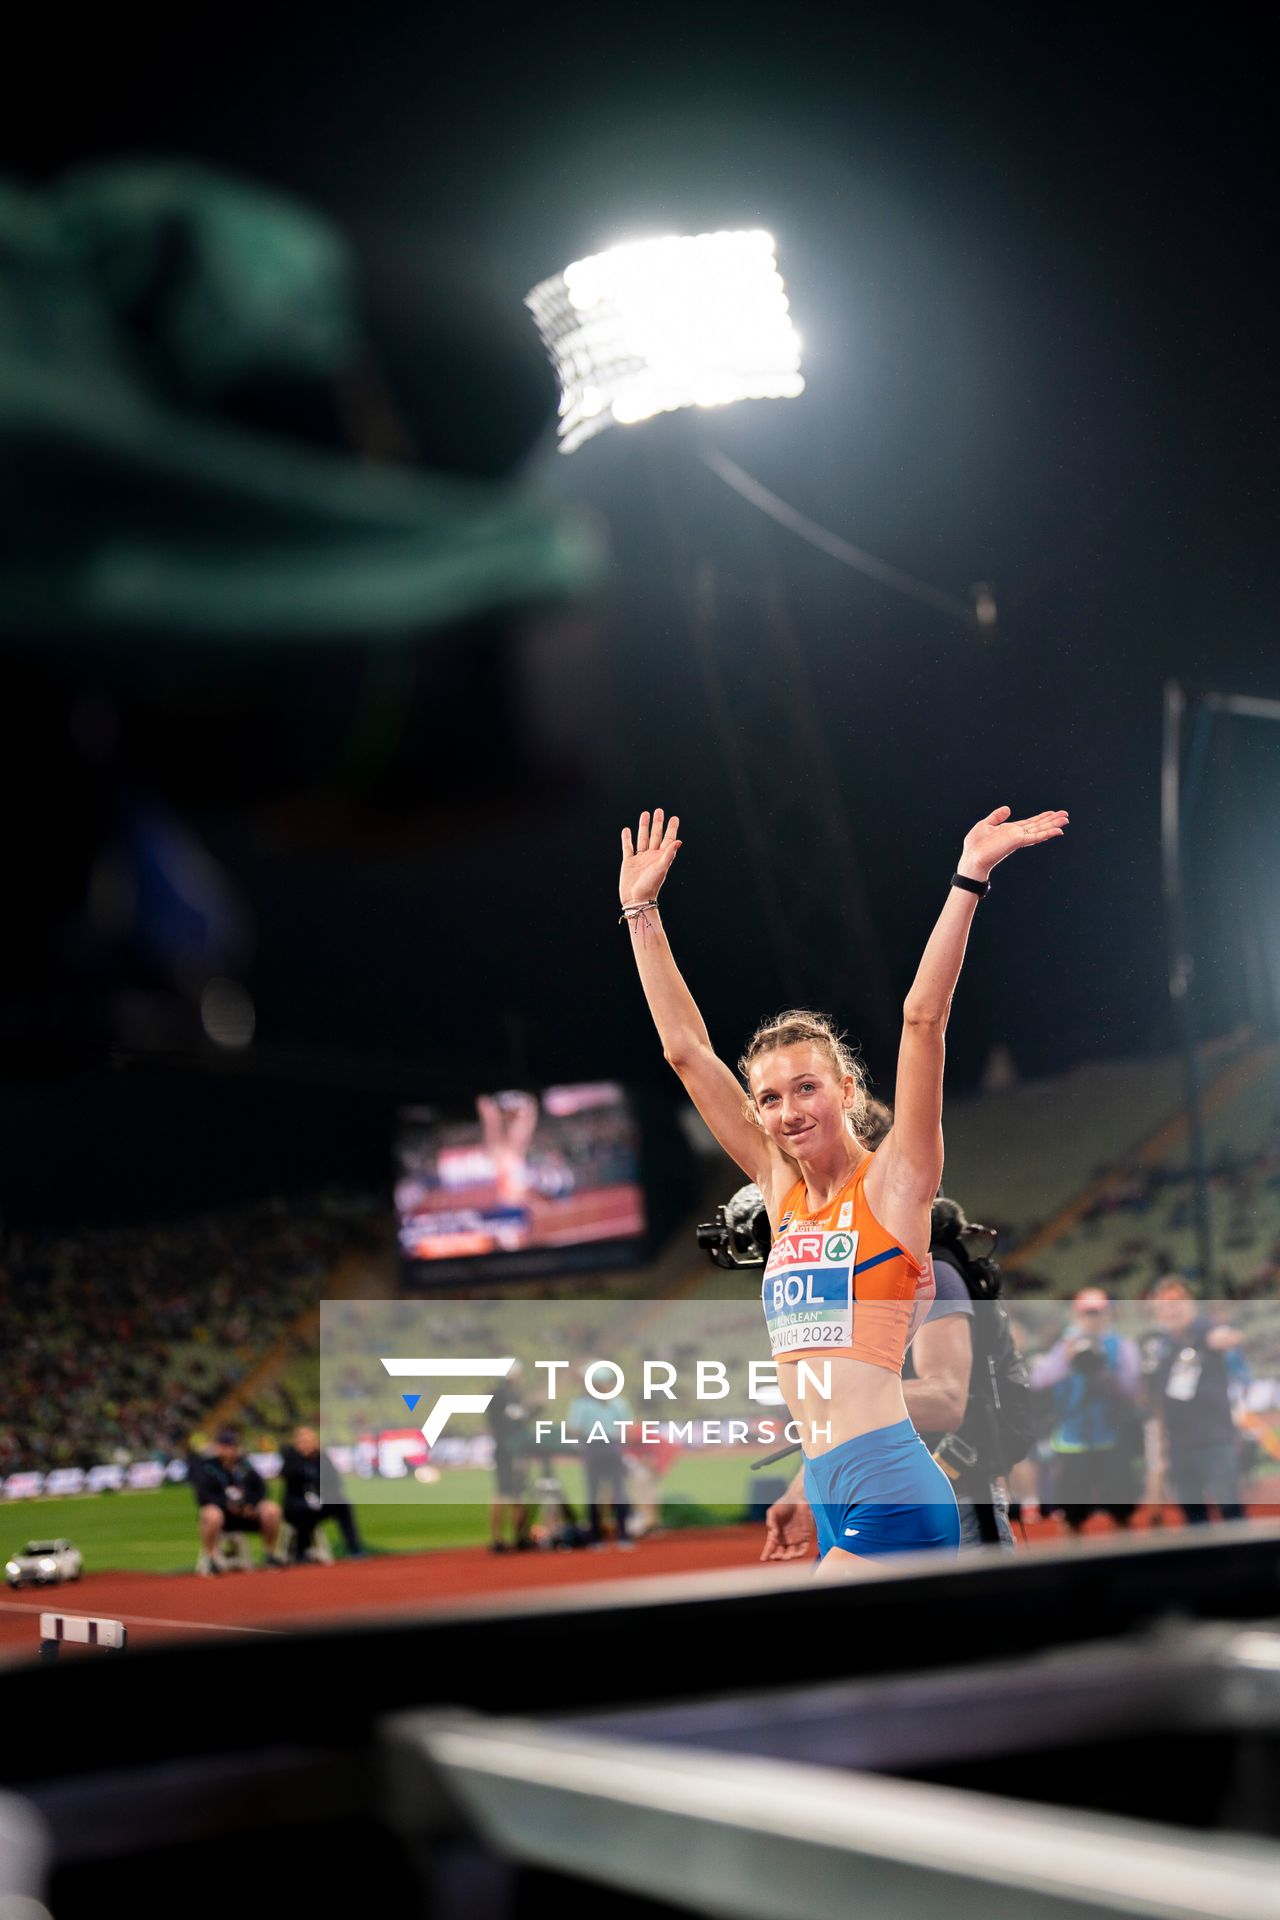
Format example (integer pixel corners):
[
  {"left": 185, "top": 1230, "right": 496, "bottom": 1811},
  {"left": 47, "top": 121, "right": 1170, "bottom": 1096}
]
[
  {"left": 771, "top": 1231, "right": 826, "bottom": 1267},
  {"left": 824, "top": 1232, "right": 854, "bottom": 1263}
]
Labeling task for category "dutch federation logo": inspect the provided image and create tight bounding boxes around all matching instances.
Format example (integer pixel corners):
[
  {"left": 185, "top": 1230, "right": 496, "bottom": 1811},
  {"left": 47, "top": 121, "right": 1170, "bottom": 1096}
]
[{"left": 381, "top": 1357, "right": 516, "bottom": 1445}]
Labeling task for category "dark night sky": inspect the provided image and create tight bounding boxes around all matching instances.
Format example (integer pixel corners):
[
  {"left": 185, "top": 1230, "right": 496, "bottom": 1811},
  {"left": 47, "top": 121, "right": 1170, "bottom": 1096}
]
[{"left": 5, "top": 3, "right": 1279, "bottom": 1219}]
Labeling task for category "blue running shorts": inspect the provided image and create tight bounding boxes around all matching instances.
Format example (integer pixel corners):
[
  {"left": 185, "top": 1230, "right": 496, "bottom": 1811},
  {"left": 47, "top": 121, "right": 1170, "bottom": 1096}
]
[{"left": 803, "top": 1417, "right": 961, "bottom": 1559}]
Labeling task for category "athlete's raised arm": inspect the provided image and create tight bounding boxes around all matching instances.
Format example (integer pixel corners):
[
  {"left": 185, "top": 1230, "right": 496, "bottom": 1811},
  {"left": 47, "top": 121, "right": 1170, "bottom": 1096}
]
[
  {"left": 870, "top": 805, "right": 1069, "bottom": 1258},
  {"left": 620, "top": 809, "right": 782, "bottom": 1191}
]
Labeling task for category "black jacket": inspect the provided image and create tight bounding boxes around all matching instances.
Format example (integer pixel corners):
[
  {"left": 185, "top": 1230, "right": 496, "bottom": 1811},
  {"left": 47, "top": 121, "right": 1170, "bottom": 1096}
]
[
  {"left": 190, "top": 1453, "right": 266, "bottom": 1509},
  {"left": 279, "top": 1446, "right": 324, "bottom": 1502}
]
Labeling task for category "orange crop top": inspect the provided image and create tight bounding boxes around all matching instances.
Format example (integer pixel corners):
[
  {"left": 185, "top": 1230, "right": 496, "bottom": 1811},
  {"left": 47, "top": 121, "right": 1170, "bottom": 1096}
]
[{"left": 760, "top": 1153, "right": 933, "bottom": 1374}]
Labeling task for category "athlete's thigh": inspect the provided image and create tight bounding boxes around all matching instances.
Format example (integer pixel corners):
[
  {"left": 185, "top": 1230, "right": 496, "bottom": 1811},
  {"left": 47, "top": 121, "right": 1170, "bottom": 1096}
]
[{"left": 813, "top": 1545, "right": 893, "bottom": 1581}]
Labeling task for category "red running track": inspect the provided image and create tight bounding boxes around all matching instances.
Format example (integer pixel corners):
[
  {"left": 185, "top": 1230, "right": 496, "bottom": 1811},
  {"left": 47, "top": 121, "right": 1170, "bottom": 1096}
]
[
  {"left": 0, "top": 1526, "right": 767, "bottom": 1661},
  {"left": 2, "top": 1505, "right": 1275, "bottom": 1665}
]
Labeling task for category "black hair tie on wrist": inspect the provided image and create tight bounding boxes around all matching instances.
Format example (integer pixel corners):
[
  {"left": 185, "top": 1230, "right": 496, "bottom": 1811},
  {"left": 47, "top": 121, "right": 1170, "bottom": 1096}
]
[{"left": 950, "top": 872, "right": 990, "bottom": 898}]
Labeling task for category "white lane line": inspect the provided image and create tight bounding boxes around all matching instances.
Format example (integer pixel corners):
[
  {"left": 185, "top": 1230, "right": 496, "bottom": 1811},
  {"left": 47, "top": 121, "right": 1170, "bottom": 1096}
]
[{"left": 0, "top": 1600, "right": 280, "bottom": 1636}]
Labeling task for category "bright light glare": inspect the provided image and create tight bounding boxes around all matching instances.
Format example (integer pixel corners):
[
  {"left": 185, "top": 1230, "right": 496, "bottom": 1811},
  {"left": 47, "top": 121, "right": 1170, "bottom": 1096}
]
[{"left": 526, "top": 229, "right": 804, "bottom": 453}]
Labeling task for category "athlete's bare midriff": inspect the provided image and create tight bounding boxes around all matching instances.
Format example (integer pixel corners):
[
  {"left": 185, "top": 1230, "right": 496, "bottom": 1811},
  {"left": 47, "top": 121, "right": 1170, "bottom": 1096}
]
[{"left": 777, "top": 1354, "right": 909, "bottom": 1453}]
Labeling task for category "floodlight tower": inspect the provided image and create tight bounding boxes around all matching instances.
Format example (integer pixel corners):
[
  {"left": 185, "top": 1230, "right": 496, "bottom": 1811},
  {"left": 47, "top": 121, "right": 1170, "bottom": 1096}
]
[
  {"left": 525, "top": 230, "right": 805, "bottom": 453},
  {"left": 526, "top": 232, "right": 897, "bottom": 1053}
]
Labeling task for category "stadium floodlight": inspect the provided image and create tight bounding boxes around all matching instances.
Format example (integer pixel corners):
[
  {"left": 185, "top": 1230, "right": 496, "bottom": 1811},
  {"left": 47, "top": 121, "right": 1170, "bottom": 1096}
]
[{"left": 526, "top": 230, "right": 804, "bottom": 454}]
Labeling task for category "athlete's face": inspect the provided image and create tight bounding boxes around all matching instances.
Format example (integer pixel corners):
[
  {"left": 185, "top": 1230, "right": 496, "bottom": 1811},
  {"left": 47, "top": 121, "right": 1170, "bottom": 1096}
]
[{"left": 748, "top": 1044, "right": 854, "bottom": 1156}]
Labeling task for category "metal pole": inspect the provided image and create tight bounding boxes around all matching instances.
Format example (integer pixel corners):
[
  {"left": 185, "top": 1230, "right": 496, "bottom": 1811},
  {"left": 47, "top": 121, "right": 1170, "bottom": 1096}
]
[
  {"left": 1207, "top": 687, "right": 1280, "bottom": 1038},
  {"left": 1160, "top": 681, "right": 1213, "bottom": 1288},
  {"left": 1217, "top": 717, "right": 1279, "bottom": 1039}
]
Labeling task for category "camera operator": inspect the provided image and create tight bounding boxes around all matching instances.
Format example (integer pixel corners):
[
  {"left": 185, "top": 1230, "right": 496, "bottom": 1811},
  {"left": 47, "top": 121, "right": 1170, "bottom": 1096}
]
[
  {"left": 906, "top": 1198, "right": 1024, "bottom": 1549},
  {"left": 1028, "top": 1287, "right": 1143, "bottom": 1532}
]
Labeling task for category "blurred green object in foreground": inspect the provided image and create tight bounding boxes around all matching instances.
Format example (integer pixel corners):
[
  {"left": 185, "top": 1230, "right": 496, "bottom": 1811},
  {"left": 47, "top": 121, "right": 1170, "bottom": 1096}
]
[{"left": 0, "top": 162, "right": 598, "bottom": 640}]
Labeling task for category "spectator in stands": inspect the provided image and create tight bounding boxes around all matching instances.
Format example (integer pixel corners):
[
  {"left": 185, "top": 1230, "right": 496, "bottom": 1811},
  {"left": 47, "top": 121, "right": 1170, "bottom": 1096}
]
[
  {"left": 1144, "top": 1278, "right": 1248, "bottom": 1525},
  {"left": 484, "top": 1363, "right": 535, "bottom": 1553},
  {"left": 278, "top": 1425, "right": 366, "bottom": 1561},
  {"left": 192, "top": 1426, "right": 285, "bottom": 1572},
  {"left": 1029, "top": 1288, "right": 1143, "bottom": 1532},
  {"left": 4, "top": 1191, "right": 383, "bottom": 1477}
]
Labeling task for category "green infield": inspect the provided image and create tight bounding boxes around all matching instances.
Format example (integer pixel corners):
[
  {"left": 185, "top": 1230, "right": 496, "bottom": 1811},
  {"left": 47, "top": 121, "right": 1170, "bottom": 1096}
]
[{"left": 2, "top": 1451, "right": 770, "bottom": 1573}]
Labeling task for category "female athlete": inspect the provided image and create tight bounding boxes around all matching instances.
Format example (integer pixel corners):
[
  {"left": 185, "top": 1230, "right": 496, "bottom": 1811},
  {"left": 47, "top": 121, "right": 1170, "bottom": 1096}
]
[{"left": 619, "top": 802, "right": 1068, "bottom": 1575}]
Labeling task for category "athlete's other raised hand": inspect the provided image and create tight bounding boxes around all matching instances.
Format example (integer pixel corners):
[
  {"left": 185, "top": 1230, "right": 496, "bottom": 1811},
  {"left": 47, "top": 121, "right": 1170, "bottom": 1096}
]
[
  {"left": 959, "top": 805, "right": 1069, "bottom": 881},
  {"left": 619, "top": 807, "right": 682, "bottom": 907},
  {"left": 869, "top": 800, "right": 1070, "bottom": 1259}
]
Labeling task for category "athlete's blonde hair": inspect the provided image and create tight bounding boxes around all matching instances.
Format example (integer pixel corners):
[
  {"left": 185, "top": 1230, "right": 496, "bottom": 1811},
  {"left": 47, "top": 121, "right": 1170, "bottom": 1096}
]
[{"left": 738, "top": 1009, "right": 873, "bottom": 1141}]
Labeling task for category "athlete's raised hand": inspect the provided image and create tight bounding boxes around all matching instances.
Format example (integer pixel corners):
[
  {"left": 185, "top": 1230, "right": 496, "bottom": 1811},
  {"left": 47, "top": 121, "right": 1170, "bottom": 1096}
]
[
  {"left": 959, "top": 805, "right": 1069, "bottom": 881},
  {"left": 619, "top": 808, "right": 682, "bottom": 907}
]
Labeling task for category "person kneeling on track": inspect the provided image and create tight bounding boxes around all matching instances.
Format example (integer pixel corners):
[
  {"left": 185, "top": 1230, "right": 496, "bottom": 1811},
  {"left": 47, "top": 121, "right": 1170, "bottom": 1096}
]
[
  {"left": 192, "top": 1425, "right": 286, "bottom": 1574},
  {"left": 279, "top": 1425, "right": 366, "bottom": 1562}
]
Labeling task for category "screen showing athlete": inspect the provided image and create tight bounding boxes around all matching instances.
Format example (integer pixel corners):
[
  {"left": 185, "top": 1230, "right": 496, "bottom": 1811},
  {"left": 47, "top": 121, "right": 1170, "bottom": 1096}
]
[{"left": 619, "top": 802, "right": 1068, "bottom": 1577}]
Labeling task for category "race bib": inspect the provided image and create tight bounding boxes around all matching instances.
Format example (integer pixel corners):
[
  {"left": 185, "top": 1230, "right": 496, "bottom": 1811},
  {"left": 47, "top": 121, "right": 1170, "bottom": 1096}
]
[
  {"left": 1165, "top": 1347, "right": 1202, "bottom": 1403},
  {"left": 761, "top": 1228, "right": 859, "bottom": 1357}
]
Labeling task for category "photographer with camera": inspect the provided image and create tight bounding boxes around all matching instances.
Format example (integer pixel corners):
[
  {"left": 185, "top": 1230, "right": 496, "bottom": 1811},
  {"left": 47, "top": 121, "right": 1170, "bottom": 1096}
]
[{"left": 1028, "top": 1288, "right": 1143, "bottom": 1532}]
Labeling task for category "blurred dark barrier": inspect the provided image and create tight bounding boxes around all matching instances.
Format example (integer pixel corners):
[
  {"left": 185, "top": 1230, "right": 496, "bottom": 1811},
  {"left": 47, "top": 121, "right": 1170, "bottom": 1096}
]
[{"left": 3, "top": 1527, "right": 1280, "bottom": 1917}]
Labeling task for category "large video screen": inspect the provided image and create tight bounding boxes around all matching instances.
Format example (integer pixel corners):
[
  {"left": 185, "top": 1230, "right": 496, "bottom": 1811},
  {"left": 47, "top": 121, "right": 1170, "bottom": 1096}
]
[{"left": 395, "top": 1082, "right": 648, "bottom": 1282}]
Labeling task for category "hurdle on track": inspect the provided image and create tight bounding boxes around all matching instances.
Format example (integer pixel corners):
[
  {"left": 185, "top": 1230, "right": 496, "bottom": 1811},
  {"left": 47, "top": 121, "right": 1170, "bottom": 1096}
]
[{"left": 39, "top": 1612, "right": 128, "bottom": 1663}]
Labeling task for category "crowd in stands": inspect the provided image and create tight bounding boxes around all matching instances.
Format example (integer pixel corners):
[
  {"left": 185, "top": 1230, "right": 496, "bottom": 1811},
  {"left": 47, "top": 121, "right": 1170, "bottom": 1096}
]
[
  {"left": 0, "top": 1192, "right": 386, "bottom": 1476},
  {"left": 1007, "top": 1141, "right": 1280, "bottom": 1303},
  {"left": 5, "top": 1056, "right": 1278, "bottom": 1498}
]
